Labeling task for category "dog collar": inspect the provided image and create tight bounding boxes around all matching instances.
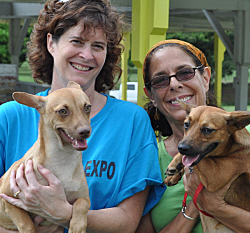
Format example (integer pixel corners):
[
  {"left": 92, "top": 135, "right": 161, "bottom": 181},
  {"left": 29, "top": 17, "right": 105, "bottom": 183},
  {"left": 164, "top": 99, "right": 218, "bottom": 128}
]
[
  {"left": 183, "top": 183, "right": 214, "bottom": 218},
  {"left": 193, "top": 183, "right": 214, "bottom": 218}
]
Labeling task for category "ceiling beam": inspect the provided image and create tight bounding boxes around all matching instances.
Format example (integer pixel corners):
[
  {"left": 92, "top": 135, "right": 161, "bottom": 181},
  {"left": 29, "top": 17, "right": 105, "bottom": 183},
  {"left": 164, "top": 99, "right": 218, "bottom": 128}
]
[
  {"left": 203, "top": 10, "right": 234, "bottom": 59},
  {"left": 169, "top": 0, "right": 250, "bottom": 11}
]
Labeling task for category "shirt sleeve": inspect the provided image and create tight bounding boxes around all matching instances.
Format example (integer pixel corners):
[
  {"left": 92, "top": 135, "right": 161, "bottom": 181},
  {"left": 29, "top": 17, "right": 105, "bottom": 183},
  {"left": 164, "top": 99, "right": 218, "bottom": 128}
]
[{"left": 113, "top": 108, "right": 166, "bottom": 215}]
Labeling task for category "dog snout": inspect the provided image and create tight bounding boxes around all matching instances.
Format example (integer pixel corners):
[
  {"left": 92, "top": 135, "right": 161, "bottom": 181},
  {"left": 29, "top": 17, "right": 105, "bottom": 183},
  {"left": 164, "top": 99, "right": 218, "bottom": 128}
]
[
  {"left": 77, "top": 126, "right": 91, "bottom": 138},
  {"left": 178, "top": 143, "right": 191, "bottom": 155}
]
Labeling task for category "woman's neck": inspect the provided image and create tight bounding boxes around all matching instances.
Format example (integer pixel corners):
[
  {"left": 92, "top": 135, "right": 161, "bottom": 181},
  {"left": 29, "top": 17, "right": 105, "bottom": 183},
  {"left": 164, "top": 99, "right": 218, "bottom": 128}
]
[
  {"left": 88, "top": 91, "right": 107, "bottom": 118},
  {"left": 49, "top": 82, "right": 107, "bottom": 119},
  {"left": 164, "top": 121, "right": 184, "bottom": 158}
]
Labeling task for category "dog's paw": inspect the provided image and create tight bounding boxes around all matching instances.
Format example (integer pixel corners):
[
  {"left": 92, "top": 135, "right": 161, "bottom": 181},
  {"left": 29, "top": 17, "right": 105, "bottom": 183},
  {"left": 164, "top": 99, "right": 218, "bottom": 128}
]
[
  {"left": 165, "top": 162, "right": 183, "bottom": 176},
  {"left": 164, "top": 173, "right": 182, "bottom": 186},
  {"left": 164, "top": 165, "right": 184, "bottom": 186}
]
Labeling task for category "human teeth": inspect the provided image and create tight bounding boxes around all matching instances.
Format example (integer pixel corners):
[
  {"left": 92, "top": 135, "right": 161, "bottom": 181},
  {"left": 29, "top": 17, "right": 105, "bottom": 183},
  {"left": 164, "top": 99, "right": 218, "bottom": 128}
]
[
  {"left": 72, "top": 63, "right": 90, "bottom": 71},
  {"left": 171, "top": 96, "right": 191, "bottom": 104}
]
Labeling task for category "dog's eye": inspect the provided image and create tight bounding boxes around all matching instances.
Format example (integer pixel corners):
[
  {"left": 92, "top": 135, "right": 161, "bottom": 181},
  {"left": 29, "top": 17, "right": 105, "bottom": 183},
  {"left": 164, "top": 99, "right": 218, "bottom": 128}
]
[
  {"left": 58, "top": 109, "right": 68, "bottom": 115},
  {"left": 201, "top": 127, "right": 215, "bottom": 135},
  {"left": 183, "top": 121, "right": 190, "bottom": 130},
  {"left": 85, "top": 104, "right": 91, "bottom": 113}
]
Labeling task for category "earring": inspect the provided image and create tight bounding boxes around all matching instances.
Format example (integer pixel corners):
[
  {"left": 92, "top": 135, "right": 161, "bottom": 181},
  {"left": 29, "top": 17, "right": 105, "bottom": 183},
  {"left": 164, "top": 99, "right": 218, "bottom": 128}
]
[
  {"left": 154, "top": 108, "right": 160, "bottom": 120},
  {"left": 206, "top": 92, "right": 209, "bottom": 105}
]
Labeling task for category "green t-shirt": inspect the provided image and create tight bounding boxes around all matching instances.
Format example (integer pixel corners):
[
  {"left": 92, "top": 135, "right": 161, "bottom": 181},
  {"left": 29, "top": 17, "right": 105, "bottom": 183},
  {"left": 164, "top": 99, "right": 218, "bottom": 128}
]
[{"left": 151, "top": 139, "right": 203, "bottom": 233}]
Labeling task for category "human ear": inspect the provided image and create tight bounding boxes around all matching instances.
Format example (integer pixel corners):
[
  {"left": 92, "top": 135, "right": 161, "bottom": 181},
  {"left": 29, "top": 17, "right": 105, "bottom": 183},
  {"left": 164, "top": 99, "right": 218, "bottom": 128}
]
[
  {"left": 144, "top": 86, "right": 155, "bottom": 100},
  {"left": 47, "top": 33, "right": 55, "bottom": 55},
  {"left": 143, "top": 87, "right": 157, "bottom": 107},
  {"left": 143, "top": 86, "right": 151, "bottom": 98},
  {"left": 203, "top": 67, "right": 211, "bottom": 92}
]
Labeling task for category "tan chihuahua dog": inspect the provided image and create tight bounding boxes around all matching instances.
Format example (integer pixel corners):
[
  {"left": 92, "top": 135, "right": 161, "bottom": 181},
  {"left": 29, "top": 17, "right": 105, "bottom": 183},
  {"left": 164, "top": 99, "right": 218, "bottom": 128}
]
[
  {"left": 165, "top": 103, "right": 250, "bottom": 233},
  {"left": 0, "top": 81, "right": 91, "bottom": 233}
]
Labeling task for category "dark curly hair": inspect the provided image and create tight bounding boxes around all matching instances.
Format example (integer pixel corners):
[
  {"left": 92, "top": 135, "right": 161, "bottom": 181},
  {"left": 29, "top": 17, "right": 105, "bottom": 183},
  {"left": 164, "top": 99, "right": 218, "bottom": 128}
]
[
  {"left": 27, "top": 0, "right": 125, "bottom": 93},
  {"left": 143, "top": 42, "right": 217, "bottom": 137}
]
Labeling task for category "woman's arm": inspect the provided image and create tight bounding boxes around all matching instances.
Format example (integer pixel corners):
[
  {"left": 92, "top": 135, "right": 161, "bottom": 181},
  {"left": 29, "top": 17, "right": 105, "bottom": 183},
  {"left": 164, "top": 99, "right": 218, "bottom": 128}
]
[
  {"left": 0, "top": 160, "right": 149, "bottom": 233},
  {"left": 183, "top": 167, "right": 250, "bottom": 233},
  {"left": 158, "top": 201, "right": 199, "bottom": 233},
  {"left": 136, "top": 212, "right": 156, "bottom": 233},
  {"left": 198, "top": 189, "right": 250, "bottom": 233},
  {"left": 136, "top": 202, "right": 199, "bottom": 233},
  {"left": 86, "top": 187, "right": 149, "bottom": 233}
]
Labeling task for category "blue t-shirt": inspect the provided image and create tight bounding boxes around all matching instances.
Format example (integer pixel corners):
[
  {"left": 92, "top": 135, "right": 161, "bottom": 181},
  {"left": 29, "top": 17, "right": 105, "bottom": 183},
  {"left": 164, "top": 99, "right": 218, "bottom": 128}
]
[{"left": 0, "top": 89, "right": 166, "bottom": 231}]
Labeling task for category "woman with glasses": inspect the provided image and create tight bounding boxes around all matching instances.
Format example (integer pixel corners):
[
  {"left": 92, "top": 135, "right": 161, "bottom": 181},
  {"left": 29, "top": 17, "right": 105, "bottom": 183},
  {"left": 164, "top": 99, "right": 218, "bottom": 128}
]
[
  {"left": 0, "top": 0, "right": 165, "bottom": 232},
  {"left": 136, "top": 39, "right": 250, "bottom": 233}
]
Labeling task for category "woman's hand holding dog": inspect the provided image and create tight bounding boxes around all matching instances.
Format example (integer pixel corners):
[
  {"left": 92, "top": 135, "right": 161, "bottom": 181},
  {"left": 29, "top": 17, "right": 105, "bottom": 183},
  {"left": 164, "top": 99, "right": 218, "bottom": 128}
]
[
  {"left": 183, "top": 166, "right": 250, "bottom": 233},
  {"left": 183, "top": 166, "right": 228, "bottom": 215},
  {"left": 183, "top": 166, "right": 238, "bottom": 215},
  {"left": 0, "top": 160, "right": 72, "bottom": 230}
]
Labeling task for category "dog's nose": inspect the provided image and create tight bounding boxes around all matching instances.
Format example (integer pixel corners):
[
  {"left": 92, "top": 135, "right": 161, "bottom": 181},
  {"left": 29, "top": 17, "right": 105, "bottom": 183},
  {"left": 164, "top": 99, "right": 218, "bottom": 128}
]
[
  {"left": 178, "top": 143, "right": 191, "bottom": 155},
  {"left": 77, "top": 126, "right": 91, "bottom": 138}
]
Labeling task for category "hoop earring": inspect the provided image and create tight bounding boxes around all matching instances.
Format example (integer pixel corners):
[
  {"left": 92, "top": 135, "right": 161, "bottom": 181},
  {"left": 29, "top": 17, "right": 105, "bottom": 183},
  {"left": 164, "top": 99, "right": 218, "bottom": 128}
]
[
  {"left": 206, "top": 92, "right": 209, "bottom": 105},
  {"left": 154, "top": 108, "right": 160, "bottom": 120}
]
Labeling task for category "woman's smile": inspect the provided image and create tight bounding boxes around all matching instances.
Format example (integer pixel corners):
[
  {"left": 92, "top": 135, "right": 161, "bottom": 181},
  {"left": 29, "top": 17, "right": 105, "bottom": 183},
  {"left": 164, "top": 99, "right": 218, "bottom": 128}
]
[
  {"left": 70, "top": 62, "right": 93, "bottom": 72},
  {"left": 168, "top": 95, "right": 192, "bottom": 105}
]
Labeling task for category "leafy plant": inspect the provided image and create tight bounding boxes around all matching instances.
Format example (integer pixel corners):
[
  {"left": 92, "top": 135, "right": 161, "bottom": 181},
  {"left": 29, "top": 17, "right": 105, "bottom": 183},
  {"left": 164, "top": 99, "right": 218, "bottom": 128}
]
[{"left": 0, "top": 23, "right": 31, "bottom": 67}]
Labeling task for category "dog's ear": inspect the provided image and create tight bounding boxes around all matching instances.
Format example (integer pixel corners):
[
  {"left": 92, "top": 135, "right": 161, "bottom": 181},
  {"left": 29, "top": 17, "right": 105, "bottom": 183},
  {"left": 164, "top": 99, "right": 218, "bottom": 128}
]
[
  {"left": 226, "top": 111, "right": 250, "bottom": 130},
  {"left": 12, "top": 92, "right": 46, "bottom": 113},
  {"left": 67, "top": 81, "right": 82, "bottom": 90},
  {"left": 176, "top": 98, "right": 195, "bottom": 115}
]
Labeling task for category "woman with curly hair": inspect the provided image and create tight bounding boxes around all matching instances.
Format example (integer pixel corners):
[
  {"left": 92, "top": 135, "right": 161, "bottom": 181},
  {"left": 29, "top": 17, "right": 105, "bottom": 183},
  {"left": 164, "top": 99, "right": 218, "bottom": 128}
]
[{"left": 0, "top": 0, "right": 165, "bottom": 232}]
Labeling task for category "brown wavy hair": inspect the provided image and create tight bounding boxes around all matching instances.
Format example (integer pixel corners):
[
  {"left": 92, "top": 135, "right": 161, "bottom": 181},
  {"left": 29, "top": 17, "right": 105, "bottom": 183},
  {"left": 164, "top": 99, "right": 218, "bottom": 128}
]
[
  {"left": 27, "top": 0, "right": 125, "bottom": 93},
  {"left": 143, "top": 41, "right": 217, "bottom": 137}
]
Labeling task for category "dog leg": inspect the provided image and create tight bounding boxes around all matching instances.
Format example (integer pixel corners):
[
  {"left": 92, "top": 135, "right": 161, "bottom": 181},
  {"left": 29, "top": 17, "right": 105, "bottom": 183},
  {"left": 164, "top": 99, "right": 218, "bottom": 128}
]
[
  {"left": 164, "top": 153, "right": 184, "bottom": 185},
  {"left": 4, "top": 201, "right": 36, "bottom": 233},
  {"left": 69, "top": 197, "right": 90, "bottom": 233},
  {"left": 165, "top": 168, "right": 184, "bottom": 186}
]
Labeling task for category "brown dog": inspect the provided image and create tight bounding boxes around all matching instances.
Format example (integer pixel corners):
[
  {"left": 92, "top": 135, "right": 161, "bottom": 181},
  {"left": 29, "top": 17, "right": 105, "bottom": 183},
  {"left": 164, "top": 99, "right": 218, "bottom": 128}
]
[
  {"left": 0, "top": 81, "right": 91, "bottom": 233},
  {"left": 164, "top": 103, "right": 250, "bottom": 233}
]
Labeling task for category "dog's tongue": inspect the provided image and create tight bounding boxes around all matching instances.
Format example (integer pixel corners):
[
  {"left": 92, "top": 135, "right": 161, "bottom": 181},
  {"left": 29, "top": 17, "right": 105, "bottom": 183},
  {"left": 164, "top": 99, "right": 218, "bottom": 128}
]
[
  {"left": 182, "top": 155, "right": 199, "bottom": 167},
  {"left": 72, "top": 139, "right": 88, "bottom": 151}
]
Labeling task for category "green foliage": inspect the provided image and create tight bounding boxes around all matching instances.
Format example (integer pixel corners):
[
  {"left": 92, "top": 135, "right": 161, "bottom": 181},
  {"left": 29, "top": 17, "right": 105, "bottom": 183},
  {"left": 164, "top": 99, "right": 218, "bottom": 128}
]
[
  {"left": 0, "top": 23, "right": 31, "bottom": 67},
  {"left": 0, "top": 23, "right": 10, "bottom": 64},
  {"left": 166, "top": 32, "right": 235, "bottom": 77},
  {"left": 221, "top": 31, "right": 235, "bottom": 77},
  {"left": 19, "top": 26, "right": 33, "bottom": 67}
]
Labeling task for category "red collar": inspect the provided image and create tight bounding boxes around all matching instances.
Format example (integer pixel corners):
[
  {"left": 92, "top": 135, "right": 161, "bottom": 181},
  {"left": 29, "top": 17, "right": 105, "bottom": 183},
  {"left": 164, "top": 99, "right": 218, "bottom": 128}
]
[{"left": 183, "top": 183, "right": 214, "bottom": 218}]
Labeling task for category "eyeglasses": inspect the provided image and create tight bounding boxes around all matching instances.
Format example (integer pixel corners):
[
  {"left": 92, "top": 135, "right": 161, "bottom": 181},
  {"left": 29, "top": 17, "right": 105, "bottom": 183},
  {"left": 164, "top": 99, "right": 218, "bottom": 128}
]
[{"left": 145, "top": 65, "right": 203, "bottom": 90}]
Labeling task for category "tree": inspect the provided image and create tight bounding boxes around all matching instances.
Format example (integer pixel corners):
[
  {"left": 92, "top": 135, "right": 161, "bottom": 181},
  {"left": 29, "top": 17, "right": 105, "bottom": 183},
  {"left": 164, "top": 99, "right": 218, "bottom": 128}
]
[
  {"left": 0, "top": 23, "right": 31, "bottom": 67},
  {"left": 0, "top": 23, "right": 10, "bottom": 64}
]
